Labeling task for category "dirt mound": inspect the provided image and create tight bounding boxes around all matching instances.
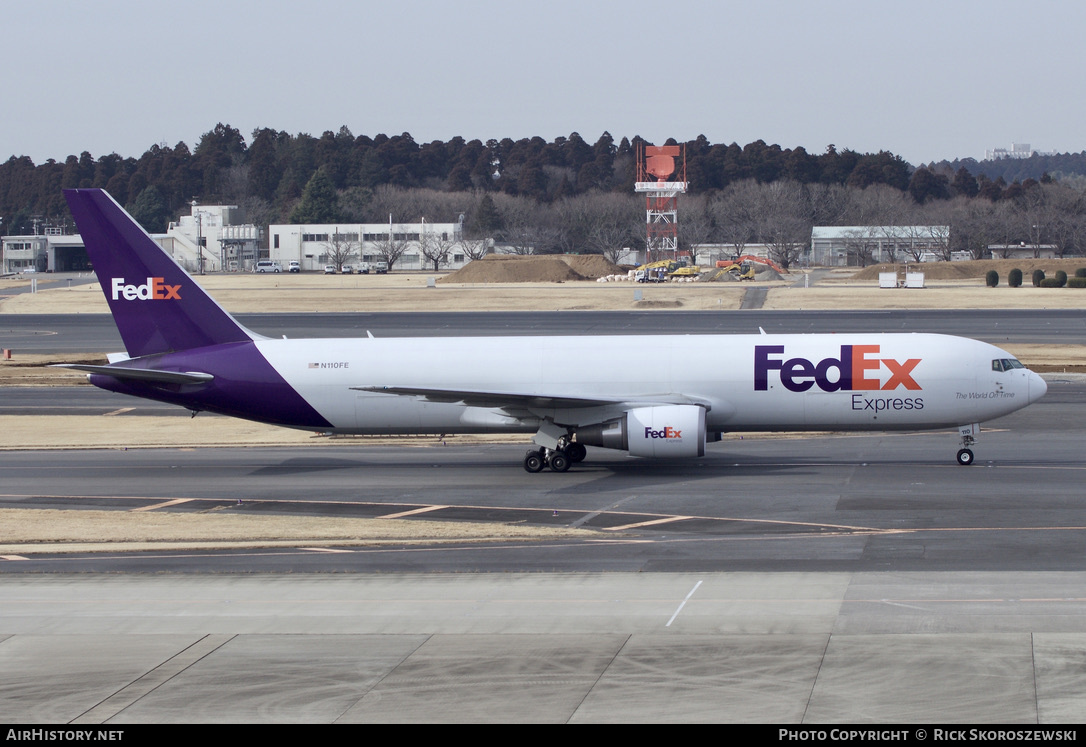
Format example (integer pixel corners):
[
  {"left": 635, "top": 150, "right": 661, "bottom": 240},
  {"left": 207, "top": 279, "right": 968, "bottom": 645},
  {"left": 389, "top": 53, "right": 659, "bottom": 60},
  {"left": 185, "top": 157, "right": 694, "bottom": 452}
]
[
  {"left": 560, "top": 254, "right": 625, "bottom": 278},
  {"left": 852, "top": 258, "right": 1086, "bottom": 282},
  {"left": 439, "top": 254, "right": 624, "bottom": 283},
  {"left": 440, "top": 255, "right": 587, "bottom": 283},
  {"left": 699, "top": 263, "right": 784, "bottom": 282}
]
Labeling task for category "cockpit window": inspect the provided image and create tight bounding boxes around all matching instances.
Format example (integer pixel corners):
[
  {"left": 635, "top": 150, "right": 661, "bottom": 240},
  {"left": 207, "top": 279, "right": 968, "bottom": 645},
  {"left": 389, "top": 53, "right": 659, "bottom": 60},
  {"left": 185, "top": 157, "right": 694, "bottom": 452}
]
[{"left": 992, "top": 358, "right": 1025, "bottom": 372}]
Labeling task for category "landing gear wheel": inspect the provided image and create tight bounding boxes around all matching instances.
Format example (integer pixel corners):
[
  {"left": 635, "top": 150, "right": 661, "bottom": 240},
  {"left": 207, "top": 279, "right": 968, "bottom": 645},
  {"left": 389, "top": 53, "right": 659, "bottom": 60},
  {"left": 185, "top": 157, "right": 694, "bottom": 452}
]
[
  {"left": 523, "top": 450, "right": 545, "bottom": 473},
  {"left": 548, "top": 452, "right": 570, "bottom": 473},
  {"left": 566, "top": 443, "right": 587, "bottom": 463},
  {"left": 956, "top": 448, "right": 974, "bottom": 466}
]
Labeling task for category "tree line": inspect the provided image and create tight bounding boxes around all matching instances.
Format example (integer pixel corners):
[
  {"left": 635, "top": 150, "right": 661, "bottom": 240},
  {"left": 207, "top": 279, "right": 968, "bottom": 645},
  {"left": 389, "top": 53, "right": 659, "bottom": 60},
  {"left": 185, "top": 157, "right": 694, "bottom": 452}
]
[
  {"left": 2, "top": 123, "right": 1085, "bottom": 268},
  {"left": 0, "top": 124, "right": 916, "bottom": 230}
]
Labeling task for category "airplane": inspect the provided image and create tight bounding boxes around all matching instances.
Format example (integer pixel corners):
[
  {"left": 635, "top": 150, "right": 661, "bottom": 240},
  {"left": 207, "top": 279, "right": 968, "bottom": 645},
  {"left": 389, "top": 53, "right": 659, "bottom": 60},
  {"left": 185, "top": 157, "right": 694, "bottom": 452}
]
[{"left": 60, "top": 188, "right": 1047, "bottom": 473}]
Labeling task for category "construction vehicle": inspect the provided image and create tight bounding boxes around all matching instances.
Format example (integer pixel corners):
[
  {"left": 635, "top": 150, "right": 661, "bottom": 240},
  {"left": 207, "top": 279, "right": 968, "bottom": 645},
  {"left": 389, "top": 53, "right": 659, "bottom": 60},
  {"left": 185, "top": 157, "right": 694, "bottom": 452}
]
[
  {"left": 715, "top": 255, "right": 785, "bottom": 275},
  {"left": 634, "top": 258, "right": 690, "bottom": 283},
  {"left": 726, "top": 261, "right": 755, "bottom": 280},
  {"left": 668, "top": 264, "right": 702, "bottom": 278}
]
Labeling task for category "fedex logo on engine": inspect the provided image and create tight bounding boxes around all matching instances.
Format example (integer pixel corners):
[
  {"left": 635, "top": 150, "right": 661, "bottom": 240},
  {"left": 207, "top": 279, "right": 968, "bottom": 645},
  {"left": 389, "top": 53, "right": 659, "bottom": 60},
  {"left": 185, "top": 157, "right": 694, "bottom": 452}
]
[
  {"left": 755, "top": 344, "right": 921, "bottom": 392},
  {"left": 645, "top": 426, "right": 682, "bottom": 439},
  {"left": 111, "top": 277, "right": 182, "bottom": 301}
]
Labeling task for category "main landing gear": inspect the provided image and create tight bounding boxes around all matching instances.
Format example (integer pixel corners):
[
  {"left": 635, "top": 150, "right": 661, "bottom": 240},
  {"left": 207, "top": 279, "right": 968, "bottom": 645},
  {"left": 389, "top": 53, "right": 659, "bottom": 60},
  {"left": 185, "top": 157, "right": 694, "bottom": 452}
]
[{"left": 523, "top": 440, "right": 587, "bottom": 473}]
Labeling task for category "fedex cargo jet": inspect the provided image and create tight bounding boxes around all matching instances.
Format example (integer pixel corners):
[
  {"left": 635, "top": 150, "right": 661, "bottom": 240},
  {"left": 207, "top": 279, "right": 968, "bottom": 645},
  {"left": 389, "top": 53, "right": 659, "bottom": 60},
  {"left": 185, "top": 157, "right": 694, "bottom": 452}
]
[{"left": 61, "top": 189, "right": 1046, "bottom": 473}]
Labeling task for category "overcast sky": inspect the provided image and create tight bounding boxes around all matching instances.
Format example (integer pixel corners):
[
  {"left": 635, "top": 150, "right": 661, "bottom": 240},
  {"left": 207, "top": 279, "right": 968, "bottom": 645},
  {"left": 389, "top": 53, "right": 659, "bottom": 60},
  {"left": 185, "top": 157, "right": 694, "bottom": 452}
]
[{"left": 5, "top": 0, "right": 1083, "bottom": 168}]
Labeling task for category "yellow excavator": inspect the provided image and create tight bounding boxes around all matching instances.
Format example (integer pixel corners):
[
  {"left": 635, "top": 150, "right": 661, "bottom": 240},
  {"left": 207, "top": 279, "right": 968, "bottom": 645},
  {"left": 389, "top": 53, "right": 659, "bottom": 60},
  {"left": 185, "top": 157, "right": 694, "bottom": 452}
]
[
  {"left": 635, "top": 259, "right": 686, "bottom": 283},
  {"left": 634, "top": 259, "right": 704, "bottom": 282},
  {"left": 668, "top": 264, "right": 702, "bottom": 278},
  {"left": 726, "top": 261, "right": 755, "bottom": 281}
]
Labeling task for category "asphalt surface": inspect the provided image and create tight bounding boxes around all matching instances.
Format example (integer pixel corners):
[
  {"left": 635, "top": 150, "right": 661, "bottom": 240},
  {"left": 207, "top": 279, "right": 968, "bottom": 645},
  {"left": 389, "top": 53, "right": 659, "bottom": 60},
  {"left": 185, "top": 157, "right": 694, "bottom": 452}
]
[
  {"left": 4, "top": 388, "right": 1086, "bottom": 723},
  {"left": 4, "top": 308, "right": 1086, "bottom": 354},
  {"left": 1, "top": 380, "right": 1083, "bottom": 574}
]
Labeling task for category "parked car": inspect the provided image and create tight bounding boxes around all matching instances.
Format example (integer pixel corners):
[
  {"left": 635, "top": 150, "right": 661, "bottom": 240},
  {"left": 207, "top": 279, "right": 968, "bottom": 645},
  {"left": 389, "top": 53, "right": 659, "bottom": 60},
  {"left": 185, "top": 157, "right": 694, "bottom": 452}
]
[
  {"left": 357, "top": 262, "right": 370, "bottom": 274},
  {"left": 255, "top": 260, "right": 282, "bottom": 273},
  {"left": 341, "top": 264, "right": 354, "bottom": 274},
  {"left": 374, "top": 261, "right": 389, "bottom": 274},
  {"left": 288, "top": 260, "right": 301, "bottom": 273},
  {"left": 324, "top": 265, "right": 336, "bottom": 274}
]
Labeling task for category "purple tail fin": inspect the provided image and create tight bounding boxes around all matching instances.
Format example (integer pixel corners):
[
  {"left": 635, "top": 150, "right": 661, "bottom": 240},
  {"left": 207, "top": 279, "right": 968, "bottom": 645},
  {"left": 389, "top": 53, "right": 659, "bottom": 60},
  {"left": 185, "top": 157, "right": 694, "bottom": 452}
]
[{"left": 65, "top": 189, "right": 258, "bottom": 357}]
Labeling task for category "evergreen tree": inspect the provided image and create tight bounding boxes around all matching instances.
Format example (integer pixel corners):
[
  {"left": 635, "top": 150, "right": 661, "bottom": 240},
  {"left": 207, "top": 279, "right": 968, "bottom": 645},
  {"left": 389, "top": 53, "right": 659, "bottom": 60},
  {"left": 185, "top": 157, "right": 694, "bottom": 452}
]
[
  {"left": 126, "top": 185, "right": 170, "bottom": 233},
  {"left": 908, "top": 167, "right": 950, "bottom": 203},
  {"left": 473, "top": 193, "right": 502, "bottom": 234},
  {"left": 290, "top": 167, "right": 337, "bottom": 223},
  {"left": 951, "top": 167, "right": 979, "bottom": 198}
]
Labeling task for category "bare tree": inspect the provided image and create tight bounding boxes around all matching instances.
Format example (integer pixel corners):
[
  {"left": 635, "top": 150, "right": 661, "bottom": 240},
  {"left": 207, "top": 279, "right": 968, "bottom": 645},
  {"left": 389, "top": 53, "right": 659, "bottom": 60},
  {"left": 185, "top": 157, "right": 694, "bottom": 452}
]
[
  {"left": 1013, "top": 183, "right": 1051, "bottom": 257},
  {"left": 321, "top": 230, "right": 358, "bottom": 272},
  {"left": 1046, "top": 183, "right": 1086, "bottom": 257},
  {"left": 419, "top": 231, "right": 456, "bottom": 272},
  {"left": 460, "top": 236, "right": 492, "bottom": 261},
  {"left": 947, "top": 197, "right": 997, "bottom": 260},
  {"left": 915, "top": 201, "right": 953, "bottom": 261},
  {"left": 842, "top": 184, "right": 915, "bottom": 264},
  {"left": 754, "top": 181, "right": 812, "bottom": 270},
  {"left": 551, "top": 197, "right": 593, "bottom": 255},
  {"left": 377, "top": 226, "right": 411, "bottom": 271},
  {"left": 711, "top": 181, "right": 759, "bottom": 258},
  {"left": 582, "top": 192, "right": 641, "bottom": 264},
  {"left": 896, "top": 224, "right": 932, "bottom": 262},
  {"left": 677, "top": 193, "right": 716, "bottom": 262},
  {"left": 495, "top": 197, "right": 557, "bottom": 255},
  {"left": 838, "top": 226, "right": 881, "bottom": 267}
]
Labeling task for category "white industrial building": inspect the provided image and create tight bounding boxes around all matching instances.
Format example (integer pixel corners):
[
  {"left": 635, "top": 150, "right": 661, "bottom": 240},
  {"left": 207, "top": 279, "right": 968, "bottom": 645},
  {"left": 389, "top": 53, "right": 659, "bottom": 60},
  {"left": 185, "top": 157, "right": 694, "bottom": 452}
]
[
  {"left": 268, "top": 221, "right": 472, "bottom": 272},
  {"left": 1, "top": 227, "right": 88, "bottom": 274},
  {"left": 810, "top": 226, "right": 955, "bottom": 266},
  {"left": 2, "top": 202, "right": 261, "bottom": 275},
  {"left": 165, "top": 203, "right": 261, "bottom": 273},
  {"left": 987, "top": 243, "right": 1059, "bottom": 260}
]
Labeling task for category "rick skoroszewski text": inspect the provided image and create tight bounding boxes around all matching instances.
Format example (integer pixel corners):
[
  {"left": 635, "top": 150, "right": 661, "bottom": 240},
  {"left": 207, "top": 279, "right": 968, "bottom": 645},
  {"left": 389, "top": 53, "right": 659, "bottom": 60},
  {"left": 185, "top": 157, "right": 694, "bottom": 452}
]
[{"left": 778, "top": 730, "right": 1077, "bottom": 742}]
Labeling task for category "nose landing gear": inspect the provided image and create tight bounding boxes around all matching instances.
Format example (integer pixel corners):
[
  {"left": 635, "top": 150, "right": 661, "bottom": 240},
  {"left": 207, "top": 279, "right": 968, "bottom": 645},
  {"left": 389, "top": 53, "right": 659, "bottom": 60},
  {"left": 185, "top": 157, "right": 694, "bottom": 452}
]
[{"left": 956, "top": 423, "right": 978, "bottom": 466}]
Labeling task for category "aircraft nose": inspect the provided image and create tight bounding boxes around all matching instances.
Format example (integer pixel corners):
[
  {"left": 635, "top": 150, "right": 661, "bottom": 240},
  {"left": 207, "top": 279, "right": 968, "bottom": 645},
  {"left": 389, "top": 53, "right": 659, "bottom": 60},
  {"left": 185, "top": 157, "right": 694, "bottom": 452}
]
[{"left": 1028, "top": 370, "right": 1048, "bottom": 403}]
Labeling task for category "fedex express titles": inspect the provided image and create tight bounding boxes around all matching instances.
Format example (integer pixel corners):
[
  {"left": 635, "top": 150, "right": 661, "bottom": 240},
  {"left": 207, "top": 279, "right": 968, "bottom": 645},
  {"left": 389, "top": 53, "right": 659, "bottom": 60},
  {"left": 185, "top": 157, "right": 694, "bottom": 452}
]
[{"left": 755, "top": 344, "right": 925, "bottom": 411}]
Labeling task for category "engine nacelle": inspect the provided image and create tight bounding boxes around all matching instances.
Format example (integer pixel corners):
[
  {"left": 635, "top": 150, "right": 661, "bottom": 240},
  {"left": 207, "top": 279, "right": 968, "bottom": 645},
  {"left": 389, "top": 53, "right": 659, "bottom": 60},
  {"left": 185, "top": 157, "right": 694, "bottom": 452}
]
[{"left": 576, "top": 404, "right": 707, "bottom": 458}]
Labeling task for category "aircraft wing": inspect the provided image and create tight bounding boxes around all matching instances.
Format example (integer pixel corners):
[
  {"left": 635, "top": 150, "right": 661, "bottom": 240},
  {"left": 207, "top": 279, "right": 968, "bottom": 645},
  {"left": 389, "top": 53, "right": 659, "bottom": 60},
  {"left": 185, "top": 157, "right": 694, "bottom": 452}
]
[
  {"left": 52, "top": 364, "right": 214, "bottom": 385},
  {"left": 353, "top": 385, "right": 709, "bottom": 412}
]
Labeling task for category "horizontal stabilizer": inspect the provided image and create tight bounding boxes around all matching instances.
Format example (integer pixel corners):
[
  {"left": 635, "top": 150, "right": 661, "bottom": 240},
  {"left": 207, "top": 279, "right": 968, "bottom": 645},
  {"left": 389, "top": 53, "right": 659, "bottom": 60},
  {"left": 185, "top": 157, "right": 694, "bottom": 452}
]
[{"left": 52, "top": 364, "right": 214, "bottom": 385}]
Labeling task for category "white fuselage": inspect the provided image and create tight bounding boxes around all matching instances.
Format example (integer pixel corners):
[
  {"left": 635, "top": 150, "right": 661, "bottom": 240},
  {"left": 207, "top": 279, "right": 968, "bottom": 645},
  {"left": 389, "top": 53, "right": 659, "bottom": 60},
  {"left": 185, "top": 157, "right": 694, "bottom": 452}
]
[{"left": 254, "top": 332, "right": 1044, "bottom": 435}]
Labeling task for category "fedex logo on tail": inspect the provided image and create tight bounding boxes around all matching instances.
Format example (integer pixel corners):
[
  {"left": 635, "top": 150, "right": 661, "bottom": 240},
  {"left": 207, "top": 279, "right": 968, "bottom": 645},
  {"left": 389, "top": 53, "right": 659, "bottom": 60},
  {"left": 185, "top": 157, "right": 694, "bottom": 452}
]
[
  {"left": 755, "top": 344, "right": 921, "bottom": 392},
  {"left": 111, "top": 277, "right": 182, "bottom": 301}
]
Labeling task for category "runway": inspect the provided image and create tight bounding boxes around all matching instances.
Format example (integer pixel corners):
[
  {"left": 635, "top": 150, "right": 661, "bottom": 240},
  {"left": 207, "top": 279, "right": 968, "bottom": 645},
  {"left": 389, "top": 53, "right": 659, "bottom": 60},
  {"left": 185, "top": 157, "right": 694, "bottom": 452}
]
[
  {"left": 4, "top": 308, "right": 1086, "bottom": 353},
  {"left": 1, "top": 312, "right": 1085, "bottom": 722}
]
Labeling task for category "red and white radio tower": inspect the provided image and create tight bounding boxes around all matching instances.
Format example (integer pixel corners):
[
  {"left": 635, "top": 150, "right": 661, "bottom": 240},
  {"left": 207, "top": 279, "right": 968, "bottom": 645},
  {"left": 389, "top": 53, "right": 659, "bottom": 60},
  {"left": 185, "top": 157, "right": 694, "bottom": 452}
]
[{"left": 635, "top": 143, "right": 687, "bottom": 262}]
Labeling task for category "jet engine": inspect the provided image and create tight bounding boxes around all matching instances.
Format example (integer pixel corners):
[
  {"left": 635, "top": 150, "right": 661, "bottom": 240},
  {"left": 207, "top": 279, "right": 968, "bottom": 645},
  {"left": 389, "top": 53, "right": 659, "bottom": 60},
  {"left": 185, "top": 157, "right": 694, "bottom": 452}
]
[{"left": 576, "top": 404, "right": 707, "bottom": 458}]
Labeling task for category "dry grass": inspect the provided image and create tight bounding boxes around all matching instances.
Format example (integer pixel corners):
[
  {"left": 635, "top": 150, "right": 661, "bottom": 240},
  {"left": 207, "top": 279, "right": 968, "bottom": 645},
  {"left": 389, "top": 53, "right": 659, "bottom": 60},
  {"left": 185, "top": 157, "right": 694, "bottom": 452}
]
[
  {"left": 6, "top": 267, "right": 1086, "bottom": 315},
  {"left": 0, "top": 508, "right": 596, "bottom": 555}
]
